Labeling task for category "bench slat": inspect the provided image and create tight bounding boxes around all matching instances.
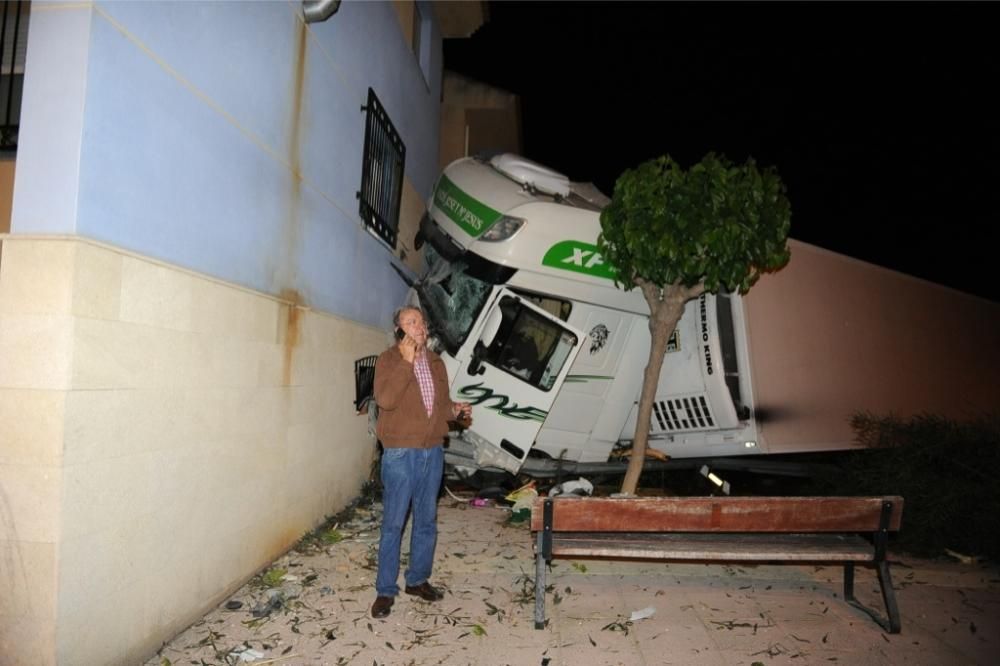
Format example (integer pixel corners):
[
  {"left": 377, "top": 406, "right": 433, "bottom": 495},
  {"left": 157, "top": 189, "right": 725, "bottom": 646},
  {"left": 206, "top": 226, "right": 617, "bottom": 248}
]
[
  {"left": 548, "top": 532, "right": 875, "bottom": 562},
  {"left": 530, "top": 496, "right": 904, "bottom": 533}
]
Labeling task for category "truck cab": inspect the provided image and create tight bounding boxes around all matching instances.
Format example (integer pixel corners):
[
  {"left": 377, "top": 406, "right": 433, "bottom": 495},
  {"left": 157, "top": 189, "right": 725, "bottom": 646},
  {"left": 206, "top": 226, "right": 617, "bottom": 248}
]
[{"left": 412, "top": 154, "right": 760, "bottom": 478}]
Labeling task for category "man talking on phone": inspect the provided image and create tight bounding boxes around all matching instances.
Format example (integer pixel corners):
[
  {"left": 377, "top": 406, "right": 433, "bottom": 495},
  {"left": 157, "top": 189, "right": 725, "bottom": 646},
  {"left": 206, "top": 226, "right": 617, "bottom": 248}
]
[{"left": 370, "top": 305, "right": 472, "bottom": 619}]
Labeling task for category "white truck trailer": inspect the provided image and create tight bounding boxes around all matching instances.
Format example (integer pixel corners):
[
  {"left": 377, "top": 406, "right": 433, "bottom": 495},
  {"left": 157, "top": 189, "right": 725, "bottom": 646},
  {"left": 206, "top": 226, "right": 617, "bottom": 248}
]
[{"left": 389, "top": 154, "right": 1000, "bottom": 480}]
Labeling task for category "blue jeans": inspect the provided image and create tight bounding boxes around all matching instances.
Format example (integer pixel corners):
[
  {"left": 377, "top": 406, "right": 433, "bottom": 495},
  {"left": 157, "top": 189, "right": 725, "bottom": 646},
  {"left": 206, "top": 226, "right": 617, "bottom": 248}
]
[{"left": 375, "top": 445, "right": 444, "bottom": 597}]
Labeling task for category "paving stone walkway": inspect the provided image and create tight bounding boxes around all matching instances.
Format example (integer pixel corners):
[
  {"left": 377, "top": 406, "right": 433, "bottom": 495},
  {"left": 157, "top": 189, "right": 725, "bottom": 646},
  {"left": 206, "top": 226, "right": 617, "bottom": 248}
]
[{"left": 146, "top": 495, "right": 999, "bottom": 665}]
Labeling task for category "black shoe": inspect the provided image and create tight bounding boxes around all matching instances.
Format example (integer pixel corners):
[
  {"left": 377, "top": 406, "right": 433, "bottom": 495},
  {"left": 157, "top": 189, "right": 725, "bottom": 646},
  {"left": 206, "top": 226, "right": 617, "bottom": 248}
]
[
  {"left": 371, "top": 595, "right": 394, "bottom": 618},
  {"left": 405, "top": 582, "right": 444, "bottom": 602}
]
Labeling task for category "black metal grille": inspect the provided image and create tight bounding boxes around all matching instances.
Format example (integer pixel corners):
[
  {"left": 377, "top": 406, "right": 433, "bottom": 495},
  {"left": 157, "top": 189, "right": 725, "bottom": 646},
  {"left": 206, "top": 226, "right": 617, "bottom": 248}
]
[
  {"left": 651, "top": 395, "right": 716, "bottom": 432},
  {"left": 0, "top": 0, "right": 27, "bottom": 152},
  {"left": 354, "top": 354, "right": 377, "bottom": 413},
  {"left": 358, "top": 87, "right": 405, "bottom": 248}
]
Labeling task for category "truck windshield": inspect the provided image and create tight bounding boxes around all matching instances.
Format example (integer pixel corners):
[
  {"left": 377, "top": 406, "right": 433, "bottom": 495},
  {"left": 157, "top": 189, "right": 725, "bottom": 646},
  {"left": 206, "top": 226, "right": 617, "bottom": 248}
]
[{"left": 420, "top": 245, "right": 492, "bottom": 354}]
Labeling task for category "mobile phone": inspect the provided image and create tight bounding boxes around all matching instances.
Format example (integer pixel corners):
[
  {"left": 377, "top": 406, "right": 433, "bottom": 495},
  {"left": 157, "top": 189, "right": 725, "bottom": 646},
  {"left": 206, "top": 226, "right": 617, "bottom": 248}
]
[{"left": 394, "top": 328, "right": 405, "bottom": 341}]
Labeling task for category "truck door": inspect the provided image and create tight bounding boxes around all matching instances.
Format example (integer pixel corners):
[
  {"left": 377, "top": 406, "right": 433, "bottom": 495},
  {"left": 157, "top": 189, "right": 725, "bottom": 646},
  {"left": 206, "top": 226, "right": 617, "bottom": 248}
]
[{"left": 454, "top": 289, "right": 584, "bottom": 474}]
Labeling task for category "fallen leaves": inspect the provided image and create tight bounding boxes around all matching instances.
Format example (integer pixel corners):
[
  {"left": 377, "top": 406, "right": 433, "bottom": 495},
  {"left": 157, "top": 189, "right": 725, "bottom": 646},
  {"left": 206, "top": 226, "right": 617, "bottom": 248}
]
[{"left": 601, "top": 617, "right": 633, "bottom": 636}]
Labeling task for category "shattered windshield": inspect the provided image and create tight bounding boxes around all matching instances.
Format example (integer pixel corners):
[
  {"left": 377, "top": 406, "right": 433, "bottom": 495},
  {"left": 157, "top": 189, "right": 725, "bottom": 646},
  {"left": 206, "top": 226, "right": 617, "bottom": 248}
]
[{"left": 419, "top": 245, "right": 493, "bottom": 354}]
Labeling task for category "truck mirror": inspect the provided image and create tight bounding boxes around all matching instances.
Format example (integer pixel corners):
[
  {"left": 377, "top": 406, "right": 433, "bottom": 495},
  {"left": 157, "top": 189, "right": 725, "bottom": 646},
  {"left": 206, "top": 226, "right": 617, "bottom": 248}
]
[{"left": 480, "top": 306, "right": 503, "bottom": 349}]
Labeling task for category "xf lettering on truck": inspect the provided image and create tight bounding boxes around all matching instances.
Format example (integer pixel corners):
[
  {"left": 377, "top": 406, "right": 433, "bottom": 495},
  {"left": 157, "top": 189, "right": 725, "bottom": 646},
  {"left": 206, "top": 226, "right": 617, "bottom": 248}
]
[
  {"left": 699, "top": 295, "right": 714, "bottom": 375},
  {"left": 562, "top": 247, "right": 606, "bottom": 269},
  {"left": 542, "top": 241, "right": 617, "bottom": 280}
]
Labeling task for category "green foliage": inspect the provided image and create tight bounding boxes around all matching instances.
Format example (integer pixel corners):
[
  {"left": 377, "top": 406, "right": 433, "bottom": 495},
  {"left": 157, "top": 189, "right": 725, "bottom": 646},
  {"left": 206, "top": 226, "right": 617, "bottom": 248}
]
[
  {"left": 814, "top": 412, "right": 1000, "bottom": 561},
  {"left": 598, "top": 153, "right": 791, "bottom": 293},
  {"left": 320, "top": 528, "right": 344, "bottom": 544},
  {"left": 260, "top": 567, "right": 287, "bottom": 588}
]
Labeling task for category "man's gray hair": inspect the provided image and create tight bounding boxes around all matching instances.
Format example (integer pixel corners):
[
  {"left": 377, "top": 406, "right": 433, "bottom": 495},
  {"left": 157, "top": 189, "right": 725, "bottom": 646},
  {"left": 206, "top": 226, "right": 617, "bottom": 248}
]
[{"left": 392, "top": 305, "right": 424, "bottom": 329}]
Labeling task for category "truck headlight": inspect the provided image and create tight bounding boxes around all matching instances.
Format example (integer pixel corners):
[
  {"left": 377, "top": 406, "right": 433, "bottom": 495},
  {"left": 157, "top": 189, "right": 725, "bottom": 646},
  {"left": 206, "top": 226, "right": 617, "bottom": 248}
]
[{"left": 479, "top": 216, "right": 525, "bottom": 242}]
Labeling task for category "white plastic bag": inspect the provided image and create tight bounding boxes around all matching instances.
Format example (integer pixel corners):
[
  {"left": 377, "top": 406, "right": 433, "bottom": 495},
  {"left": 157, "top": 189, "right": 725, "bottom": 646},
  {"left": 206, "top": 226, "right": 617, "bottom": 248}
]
[{"left": 549, "top": 477, "right": 594, "bottom": 498}]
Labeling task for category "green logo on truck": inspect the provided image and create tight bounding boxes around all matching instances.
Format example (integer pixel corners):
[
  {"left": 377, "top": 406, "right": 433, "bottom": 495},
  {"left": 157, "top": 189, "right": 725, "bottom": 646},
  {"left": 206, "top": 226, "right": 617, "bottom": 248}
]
[
  {"left": 458, "top": 383, "right": 548, "bottom": 422},
  {"left": 433, "top": 174, "right": 503, "bottom": 237},
  {"left": 542, "top": 241, "right": 616, "bottom": 281}
]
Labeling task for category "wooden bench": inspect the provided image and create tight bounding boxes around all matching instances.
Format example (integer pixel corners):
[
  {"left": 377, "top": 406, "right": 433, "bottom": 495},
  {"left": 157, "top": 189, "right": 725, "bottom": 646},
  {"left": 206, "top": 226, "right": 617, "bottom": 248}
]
[{"left": 531, "top": 495, "right": 904, "bottom": 633}]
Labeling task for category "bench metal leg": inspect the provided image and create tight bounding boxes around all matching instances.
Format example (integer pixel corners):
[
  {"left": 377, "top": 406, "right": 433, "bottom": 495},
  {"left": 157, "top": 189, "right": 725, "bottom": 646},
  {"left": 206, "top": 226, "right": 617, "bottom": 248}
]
[
  {"left": 877, "top": 560, "right": 901, "bottom": 633},
  {"left": 534, "top": 531, "right": 546, "bottom": 629},
  {"left": 845, "top": 562, "right": 902, "bottom": 634}
]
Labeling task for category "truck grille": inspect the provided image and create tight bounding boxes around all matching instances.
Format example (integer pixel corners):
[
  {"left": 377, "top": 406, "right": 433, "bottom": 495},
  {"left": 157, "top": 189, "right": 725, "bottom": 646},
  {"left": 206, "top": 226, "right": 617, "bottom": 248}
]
[{"left": 651, "top": 395, "right": 715, "bottom": 432}]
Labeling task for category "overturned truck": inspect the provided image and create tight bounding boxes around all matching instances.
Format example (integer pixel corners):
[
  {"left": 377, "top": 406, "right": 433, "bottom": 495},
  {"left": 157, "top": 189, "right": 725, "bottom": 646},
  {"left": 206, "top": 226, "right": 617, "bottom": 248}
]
[{"left": 362, "top": 153, "right": 1000, "bottom": 481}]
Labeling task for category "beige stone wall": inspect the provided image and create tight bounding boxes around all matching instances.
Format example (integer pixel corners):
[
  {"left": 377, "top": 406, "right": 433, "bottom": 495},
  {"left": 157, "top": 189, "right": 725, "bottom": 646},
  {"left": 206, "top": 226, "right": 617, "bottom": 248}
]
[{"left": 0, "top": 236, "right": 387, "bottom": 665}]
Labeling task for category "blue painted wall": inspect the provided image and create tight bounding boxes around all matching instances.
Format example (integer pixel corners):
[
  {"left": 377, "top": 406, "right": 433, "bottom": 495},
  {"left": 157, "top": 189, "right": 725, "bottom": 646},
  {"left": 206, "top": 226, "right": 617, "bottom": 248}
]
[{"left": 15, "top": 0, "right": 443, "bottom": 327}]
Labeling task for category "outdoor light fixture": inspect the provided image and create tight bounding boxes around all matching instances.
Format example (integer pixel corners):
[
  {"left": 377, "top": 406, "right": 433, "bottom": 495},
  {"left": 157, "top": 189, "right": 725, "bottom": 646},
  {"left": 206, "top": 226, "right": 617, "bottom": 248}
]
[
  {"left": 480, "top": 215, "right": 525, "bottom": 242},
  {"left": 744, "top": 440, "right": 757, "bottom": 449},
  {"left": 700, "top": 465, "right": 731, "bottom": 495}
]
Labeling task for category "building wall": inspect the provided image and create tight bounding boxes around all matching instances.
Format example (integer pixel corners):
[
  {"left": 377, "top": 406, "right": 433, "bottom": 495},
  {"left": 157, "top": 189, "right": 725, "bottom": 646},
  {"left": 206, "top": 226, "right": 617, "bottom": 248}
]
[
  {"left": 11, "top": 0, "right": 443, "bottom": 326},
  {"left": 1, "top": 1, "right": 450, "bottom": 664},
  {"left": 0, "top": 235, "right": 388, "bottom": 665},
  {"left": 439, "top": 72, "right": 522, "bottom": 171},
  {"left": 744, "top": 239, "right": 1000, "bottom": 452}
]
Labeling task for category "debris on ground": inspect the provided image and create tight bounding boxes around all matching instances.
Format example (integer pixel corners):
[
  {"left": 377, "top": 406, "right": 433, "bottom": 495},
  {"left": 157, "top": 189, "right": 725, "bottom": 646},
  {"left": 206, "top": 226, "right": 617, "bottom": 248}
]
[
  {"left": 506, "top": 481, "right": 538, "bottom": 523},
  {"left": 231, "top": 647, "right": 264, "bottom": 662},
  {"left": 250, "top": 589, "right": 285, "bottom": 618},
  {"left": 145, "top": 492, "right": 999, "bottom": 666},
  {"left": 548, "top": 477, "right": 594, "bottom": 498},
  {"left": 628, "top": 606, "right": 656, "bottom": 622},
  {"left": 944, "top": 548, "right": 982, "bottom": 565}
]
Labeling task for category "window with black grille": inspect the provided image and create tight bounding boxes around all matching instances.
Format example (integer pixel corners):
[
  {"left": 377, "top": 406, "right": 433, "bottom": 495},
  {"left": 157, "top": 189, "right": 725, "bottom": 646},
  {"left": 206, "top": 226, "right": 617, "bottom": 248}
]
[
  {"left": 0, "top": 0, "right": 29, "bottom": 152},
  {"left": 358, "top": 88, "right": 406, "bottom": 248}
]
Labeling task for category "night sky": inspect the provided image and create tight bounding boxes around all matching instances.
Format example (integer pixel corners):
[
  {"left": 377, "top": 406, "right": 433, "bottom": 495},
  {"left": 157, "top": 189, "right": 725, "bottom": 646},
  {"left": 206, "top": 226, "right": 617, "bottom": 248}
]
[{"left": 443, "top": 2, "right": 999, "bottom": 303}]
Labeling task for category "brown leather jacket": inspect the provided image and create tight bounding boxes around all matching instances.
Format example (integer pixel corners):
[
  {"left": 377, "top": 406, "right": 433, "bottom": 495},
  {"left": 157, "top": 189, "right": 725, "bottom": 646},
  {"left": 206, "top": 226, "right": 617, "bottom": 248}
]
[{"left": 374, "top": 345, "right": 455, "bottom": 448}]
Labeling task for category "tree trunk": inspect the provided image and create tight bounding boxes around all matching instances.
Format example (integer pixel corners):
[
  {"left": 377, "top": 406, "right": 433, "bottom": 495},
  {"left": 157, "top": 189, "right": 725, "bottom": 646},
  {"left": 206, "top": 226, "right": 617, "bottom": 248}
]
[{"left": 620, "top": 280, "right": 704, "bottom": 495}]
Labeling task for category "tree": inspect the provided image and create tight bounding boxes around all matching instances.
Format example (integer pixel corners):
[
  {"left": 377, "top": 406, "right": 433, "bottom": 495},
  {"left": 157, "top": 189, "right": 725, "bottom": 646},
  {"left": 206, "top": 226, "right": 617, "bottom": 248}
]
[{"left": 598, "top": 154, "right": 792, "bottom": 495}]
